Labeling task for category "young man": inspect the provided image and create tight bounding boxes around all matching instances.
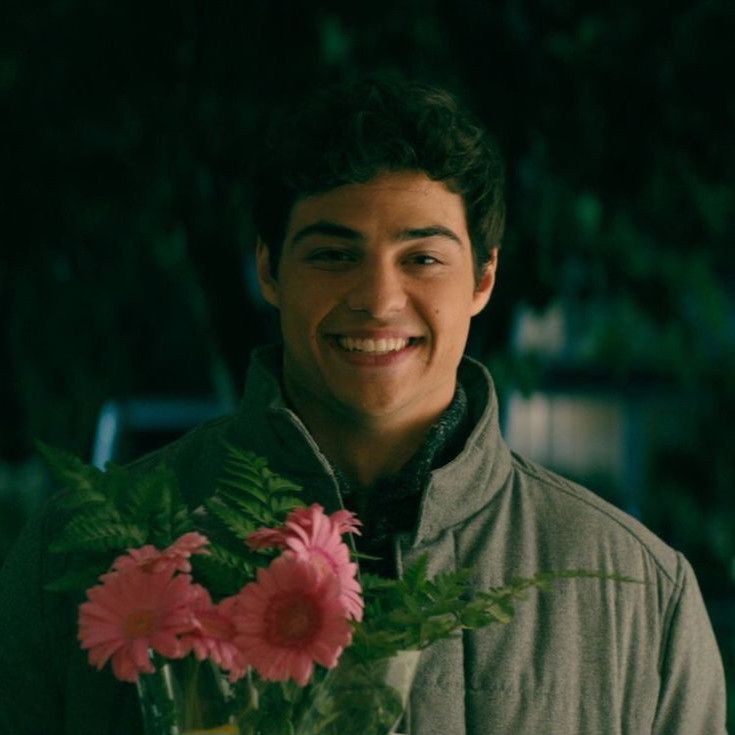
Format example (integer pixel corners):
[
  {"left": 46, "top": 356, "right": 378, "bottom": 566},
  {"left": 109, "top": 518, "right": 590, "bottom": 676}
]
[{"left": 0, "top": 76, "right": 727, "bottom": 734}]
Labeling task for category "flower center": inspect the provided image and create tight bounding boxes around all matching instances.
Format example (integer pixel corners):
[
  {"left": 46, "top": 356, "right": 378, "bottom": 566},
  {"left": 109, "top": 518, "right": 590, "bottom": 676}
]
[
  {"left": 123, "top": 609, "right": 157, "bottom": 638},
  {"left": 267, "top": 593, "right": 321, "bottom": 646}
]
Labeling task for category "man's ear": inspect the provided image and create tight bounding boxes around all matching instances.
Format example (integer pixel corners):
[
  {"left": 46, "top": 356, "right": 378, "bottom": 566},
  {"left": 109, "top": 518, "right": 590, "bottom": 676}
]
[
  {"left": 470, "top": 247, "right": 499, "bottom": 317},
  {"left": 256, "top": 240, "right": 280, "bottom": 308}
]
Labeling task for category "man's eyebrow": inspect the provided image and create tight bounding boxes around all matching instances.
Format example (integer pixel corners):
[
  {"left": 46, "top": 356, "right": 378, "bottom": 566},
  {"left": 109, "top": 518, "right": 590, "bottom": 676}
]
[
  {"left": 396, "top": 225, "right": 463, "bottom": 245},
  {"left": 289, "top": 221, "right": 463, "bottom": 246},
  {"left": 290, "top": 221, "right": 364, "bottom": 245}
]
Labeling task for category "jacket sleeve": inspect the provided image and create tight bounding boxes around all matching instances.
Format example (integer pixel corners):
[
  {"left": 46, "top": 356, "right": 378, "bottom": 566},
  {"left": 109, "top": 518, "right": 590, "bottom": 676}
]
[
  {"left": 0, "top": 506, "right": 64, "bottom": 735},
  {"left": 652, "top": 553, "right": 728, "bottom": 734}
]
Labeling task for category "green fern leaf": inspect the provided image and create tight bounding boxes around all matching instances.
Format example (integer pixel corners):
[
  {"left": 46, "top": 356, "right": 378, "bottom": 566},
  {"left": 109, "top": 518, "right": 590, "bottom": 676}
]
[
  {"left": 192, "top": 543, "right": 256, "bottom": 597},
  {"left": 263, "top": 471, "right": 303, "bottom": 495},
  {"left": 51, "top": 515, "right": 147, "bottom": 553},
  {"left": 483, "top": 596, "right": 515, "bottom": 624},
  {"left": 205, "top": 542, "right": 258, "bottom": 573},
  {"left": 267, "top": 494, "right": 304, "bottom": 516},
  {"left": 215, "top": 487, "right": 273, "bottom": 525},
  {"left": 205, "top": 496, "right": 262, "bottom": 540},
  {"left": 115, "top": 464, "right": 190, "bottom": 547},
  {"left": 208, "top": 446, "right": 305, "bottom": 538},
  {"left": 52, "top": 489, "right": 108, "bottom": 512},
  {"left": 36, "top": 441, "right": 104, "bottom": 496},
  {"left": 44, "top": 566, "right": 105, "bottom": 593},
  {"left": 217, "top": 477, "right": 269, "bottom": 505}
]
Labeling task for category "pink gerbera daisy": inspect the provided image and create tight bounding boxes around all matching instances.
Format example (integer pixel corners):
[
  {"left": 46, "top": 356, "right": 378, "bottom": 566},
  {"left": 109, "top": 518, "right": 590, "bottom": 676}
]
[
  {"left": 245, "top": 504, "right": 361, "bottom": 551},
  {"left": 112, "top": 532, "right": 210, "bottom": 575},
  {"left": 329, "top": 508, "right": 362, "bottom": 536},
  {"left": 282, "top": 505, "right": 364, "bottom": 622},
  {"left": 286, "top": 504, "right": 362, "bottom": 537},
  {"left": 245, "top": 526, "right": 289, "bottom": 551},
  {"left": 244, "top": 505, "right": 363, "bottom": 621},
  {"left": 231, "top": 555, "right": 353, "bottom": 686},
  {"left": 180, "top": 590, "right": 248, "bottom": 682},
  {"left": 78, "top": 567, "right": 199, "bottom": 682}
]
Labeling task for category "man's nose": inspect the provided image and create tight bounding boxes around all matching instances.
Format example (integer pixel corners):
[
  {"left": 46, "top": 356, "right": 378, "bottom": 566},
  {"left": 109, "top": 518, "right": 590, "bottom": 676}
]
[{"left": 345, "top": 262, "right": 407, "bottom": 318}]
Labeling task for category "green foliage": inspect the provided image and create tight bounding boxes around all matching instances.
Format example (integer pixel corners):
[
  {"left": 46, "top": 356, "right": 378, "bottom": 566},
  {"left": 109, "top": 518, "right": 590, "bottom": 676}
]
[
  {"left": 44, "top": 564, "right": 111, "bottom": 594},
  {"left": 36, "top": 442, "right": 106, "bottom": 505},
  {"left": 191, "top": 543, "right": 256, "bottom": 599},
  {"left": 51, "top": 513, "right": 146, "bottom": 554},
  {"left": 42, "top": 446, "right": 189, "bottom": 591},
  {"left": 192, "top": 446, "right": 304, "bottom": 598},
  {"left": 210, "top": 445, "right": 304, "bottom": 529},
  {"left": 44, "top": 445, "right": 192, "bottom": 559},
  {"left": 42, "top": 444, "right": 305, "bottom": 596},
  {"left": 352, "top": 557, "right": 640, "bottom": 661}
]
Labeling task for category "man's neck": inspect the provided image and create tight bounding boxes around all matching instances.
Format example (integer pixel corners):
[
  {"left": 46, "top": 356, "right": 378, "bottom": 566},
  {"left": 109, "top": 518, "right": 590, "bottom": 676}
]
[
  {"left": 314, "top": 417, "right": 432, "bottom": 492},
  {"left": 285, "top": 392, "right": 449, "bottom": 492}
]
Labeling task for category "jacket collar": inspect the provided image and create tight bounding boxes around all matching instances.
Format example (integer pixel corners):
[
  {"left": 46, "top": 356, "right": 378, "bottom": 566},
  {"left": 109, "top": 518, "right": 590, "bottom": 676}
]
[
  {"left": 414, "top": 357, "right": 513, "bottom": 545},
  {"left": 234, "top": 345, "right": 513, "bottom": 542},
  {"left": 232, "top": 346, "right": 343, "bottom": 510}
]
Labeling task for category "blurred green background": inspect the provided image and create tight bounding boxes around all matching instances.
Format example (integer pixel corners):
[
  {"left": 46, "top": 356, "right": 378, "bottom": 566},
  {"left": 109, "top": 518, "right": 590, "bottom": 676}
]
[{"left": 1, "top": 0, "right": 733, "bottom": 724}]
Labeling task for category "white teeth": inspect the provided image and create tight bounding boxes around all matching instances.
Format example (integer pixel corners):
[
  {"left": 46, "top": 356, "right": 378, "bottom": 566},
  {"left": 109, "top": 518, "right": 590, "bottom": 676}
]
[{"left": 337, "top": 336, "right": 411, "bottom": 353}]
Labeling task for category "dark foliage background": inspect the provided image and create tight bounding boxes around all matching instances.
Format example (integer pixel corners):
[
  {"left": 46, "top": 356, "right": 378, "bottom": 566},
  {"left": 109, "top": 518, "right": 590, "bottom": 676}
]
[{"left": 2, "top": 0, "right": 733, "bottom": 722}]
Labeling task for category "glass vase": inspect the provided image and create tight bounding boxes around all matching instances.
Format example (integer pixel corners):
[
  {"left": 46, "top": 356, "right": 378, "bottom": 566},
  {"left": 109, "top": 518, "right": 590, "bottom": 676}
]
[
  {"left": 136, "top": 656, "right": 240, "bottom": 735},
  {"left": 236, "top": 649, "right": 420, "bottom": 735}
]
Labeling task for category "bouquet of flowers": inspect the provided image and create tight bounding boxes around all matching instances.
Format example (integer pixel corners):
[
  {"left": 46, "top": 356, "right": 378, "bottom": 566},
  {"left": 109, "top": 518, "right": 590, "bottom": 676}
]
[{"left": 41, "top": 443, "right": 627, "bottom": 735}]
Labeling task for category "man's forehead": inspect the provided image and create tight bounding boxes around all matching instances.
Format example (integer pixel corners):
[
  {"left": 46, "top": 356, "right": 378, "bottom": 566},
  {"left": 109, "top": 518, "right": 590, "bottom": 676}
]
[{"left": 284, "top": 171, "right": 468, "bottom": 244}]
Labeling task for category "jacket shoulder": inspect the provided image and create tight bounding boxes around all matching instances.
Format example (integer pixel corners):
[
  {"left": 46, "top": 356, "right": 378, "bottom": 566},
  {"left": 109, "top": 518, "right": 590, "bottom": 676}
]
[
  {"left": 509, "top": 451, "right": 680, "bottom": 585},
  {"left": 126, "top": 413, "right": 234, "bottom": 466}
]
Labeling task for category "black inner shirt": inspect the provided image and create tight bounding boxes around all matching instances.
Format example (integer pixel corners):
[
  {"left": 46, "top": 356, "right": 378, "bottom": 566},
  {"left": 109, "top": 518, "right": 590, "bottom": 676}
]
[{"left": 335, "top": 384, "right": 471, "bottom": 577}]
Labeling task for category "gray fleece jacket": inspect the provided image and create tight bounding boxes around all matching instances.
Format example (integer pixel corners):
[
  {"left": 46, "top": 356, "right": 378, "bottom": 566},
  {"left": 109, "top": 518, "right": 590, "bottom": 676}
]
[{"left": 0, "top": 347, "right": 727, "bottom": 734}]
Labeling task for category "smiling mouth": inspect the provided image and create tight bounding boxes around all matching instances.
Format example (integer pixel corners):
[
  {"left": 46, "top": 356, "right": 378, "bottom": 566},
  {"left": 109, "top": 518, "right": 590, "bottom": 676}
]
[{"left": 334, "top": 336, "right": 420, "bottom": 354}]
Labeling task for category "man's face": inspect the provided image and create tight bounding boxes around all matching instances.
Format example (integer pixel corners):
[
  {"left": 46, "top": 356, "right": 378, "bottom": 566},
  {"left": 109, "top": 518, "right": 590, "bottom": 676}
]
[{"left": 257, "top": 170, "right": 496, "bottom": 429}]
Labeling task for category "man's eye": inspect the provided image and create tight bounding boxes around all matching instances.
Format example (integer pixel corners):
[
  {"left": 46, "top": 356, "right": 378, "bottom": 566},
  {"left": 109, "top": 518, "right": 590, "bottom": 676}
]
[
  {"left": 309, "top": 249, "right": 354, "bottom": 261},
  {"left": 408, "top": 254, "right": 441, "bottom": 266},
  {"left": 307, "top": 249, "right": 357, "bottom": 264}
]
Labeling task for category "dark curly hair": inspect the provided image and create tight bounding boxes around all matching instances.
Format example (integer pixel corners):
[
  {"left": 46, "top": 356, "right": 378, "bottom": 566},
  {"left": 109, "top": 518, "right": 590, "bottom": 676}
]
[{"left": 252, "top": 74, "right": 505, "bottom": 281}]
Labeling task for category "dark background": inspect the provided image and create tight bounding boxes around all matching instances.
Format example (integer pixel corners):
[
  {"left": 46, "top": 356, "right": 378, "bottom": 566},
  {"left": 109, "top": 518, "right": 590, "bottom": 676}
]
[{"left": 2, "top": 0, "right": 733, "bottom": 723}]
